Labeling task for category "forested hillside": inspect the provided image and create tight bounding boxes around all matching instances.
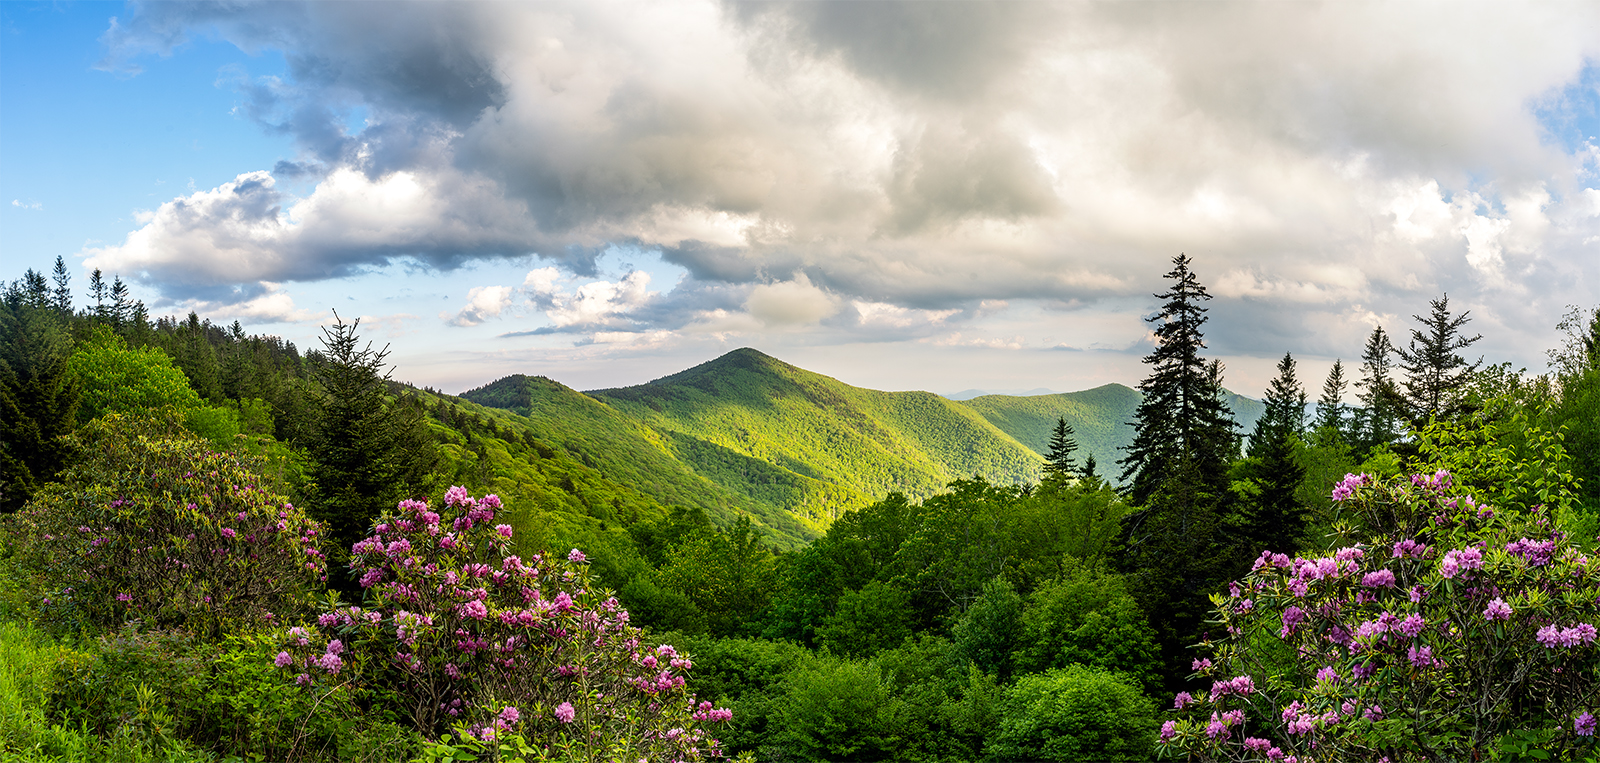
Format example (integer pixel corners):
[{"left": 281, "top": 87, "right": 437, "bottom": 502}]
[{"left": 584, "top": 348, "right": 1045, "bottom": 528}]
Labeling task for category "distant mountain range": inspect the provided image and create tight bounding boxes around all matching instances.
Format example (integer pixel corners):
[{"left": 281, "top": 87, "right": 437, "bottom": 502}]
[{"left": 461, "top": 348, "right": 1267, "bottom": 545}]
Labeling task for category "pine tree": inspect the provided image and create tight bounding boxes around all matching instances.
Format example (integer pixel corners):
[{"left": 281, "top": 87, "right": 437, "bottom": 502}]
[
  {"left": 1395, "top": 294, "right": 1481, "bottom": 426},
  {"left": 1116, "top": 254, "right": 1242, "bottom": 688},
  {"left": 1354, "top": 326, "right": 1401, "bottom": 453},
  {"left": 1043, "top": 417, "right": 1078, "bottom": 480},
  {"left": 1241, "top": 352, "right": 1309, "bottom": 554},
  {"left": 1315, "top": 359, "right": 1347, "bottom": 438}
]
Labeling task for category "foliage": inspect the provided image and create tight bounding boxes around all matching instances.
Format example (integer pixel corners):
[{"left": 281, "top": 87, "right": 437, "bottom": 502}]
[
  {"left": 276, "top": 488, "right": 735, "bottom": 761},
  {"left": 815, "top": 580, "right": 915, "bottom": 658},
  {"left": 0, "top": 294, "right": 79, "bottom": 512},
  {"left": 15, "top": 414, "right": 326, "bottom": 637},
  {"left": 771, "top": 656, "right": 903, "bottom": 762},
  {"left": 67, "top": 326, "right": 203, "bottom": 423},
  {"left": 1013, "top": 561, "right": 1162, "bottom": 692},
  {"left": 652, "top": 517, "right": 781, "bottom": 638},
  {"left": 1161, "top": 471, "right": 1600, "bottom": 762},
  {"left": 987, "top": 664, "right": 1158, "bottom": 762},
  {"left": 950, "top": 577, "right": 1023, "bottom": 679}
]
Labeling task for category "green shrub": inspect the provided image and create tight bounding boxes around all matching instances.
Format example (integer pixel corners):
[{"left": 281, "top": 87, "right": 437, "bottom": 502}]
[
  {"left": 773, "top": 656, "right": 903, "bottom": 762},
  {"left": 1013, "top": 561, "right": 1162, "bottom": 691},
  {"left": 67, "top": 328, "right": 201, "bottom": 424},
  {"left": 987, "top": 664, "right": 1157, "bottom": 762}
]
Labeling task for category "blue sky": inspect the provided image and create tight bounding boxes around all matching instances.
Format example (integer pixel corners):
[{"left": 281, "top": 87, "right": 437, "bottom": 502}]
[{"left": 4, "top": 1, "right": 1600, "bottom": 397}]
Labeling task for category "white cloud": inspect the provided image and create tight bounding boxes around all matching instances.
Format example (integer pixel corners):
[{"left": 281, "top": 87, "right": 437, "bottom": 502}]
[
  {"left": 448, "top": 285, "right": 516, "bottom": 327},
  {"left": 82, "top": 1, "right": 1600, "bottom": 371},
  {"left": 11, "top": 199, "right": 42, "bottom": 211},
  {"left": 167, "top": 282, "right": 323, "bottom": 325}
]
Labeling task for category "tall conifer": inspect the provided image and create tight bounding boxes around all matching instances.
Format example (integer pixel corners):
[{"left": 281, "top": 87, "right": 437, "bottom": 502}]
[
  {"left": 1116, "top": 254, "right": 1241, "bottom": 688},
  {"left": 1315, "top": 359, "right": 1347, "bottom": 438},
  {"left": 1354, "top": 326, "right": 1401, "bottom": 453},
  {"left": 1395, "top": 294, "right": 1481, "bottom": 426},
  {"left": 1043, "top": 417, "right": 1078, "bottom": 480},
  {"left": 1242, "top": 352, "right": 1308, "bottom": 554}
]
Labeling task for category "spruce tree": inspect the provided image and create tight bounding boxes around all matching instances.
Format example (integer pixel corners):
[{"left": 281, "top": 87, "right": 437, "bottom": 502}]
[
  {"left": 50, "top": 256, "right": 72, "bottom": 314},
  {"left": 1395, "top": 294, "right": 1481, "bottom": 427},
  {"left": 1241, "top": 352, "right": 1309, "bottom": 554},
  {"left": 1119, "top": 254, "right": 1237, "bottom": 504},
  {"left": 1043, "top": 417, "right": 1078, "bottom": 480},
  {"left": 1315, "top": 359, "right": 1347, "bottom": 438},
  {"left": 0, "top": 293, "right": 80, "bottom": 511},
  {"left": 1116, "top": 254, "right": 1241, "bottom": 688},
  {"left": 309, "top": 313, "right": 403, "bottom": 576},
  {"left": 109, "top": 276, "right": 131, "bottom": 328},
  {"left": 1354, "top": 326, "right": 1401, "bottom": 453},
  {"left": 89, "top": 269, "right": 107, "bottom": 321}
]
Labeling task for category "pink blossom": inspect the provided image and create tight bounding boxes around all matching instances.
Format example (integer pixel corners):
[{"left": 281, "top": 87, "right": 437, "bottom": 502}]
[
  {"left": 1173, "top": 691, "right": 1194, "bottom": 710},
  {"left": 274, "top": 651, "right": 292, "bottom": 667},
  {"left": 495, "top": 524, "right": 514, "bottom": 538},
  {"left": 221, "top": 528, "right": 236, "bottom": 539},
  {"left": 1577, "top": 712, "right": 1596, "bottom": 737},
  {"left": 568, "top": 548, "right": 587, "bottom": 563},
  {"left": 1484, "top": 598, "right": 1512, "bottom": 621},
  {"left": 1159, "top": 720, "right": 1177, "bottom": 743},
  {"left": 554, "top": 702, "right": 576, "bottom": 723}
]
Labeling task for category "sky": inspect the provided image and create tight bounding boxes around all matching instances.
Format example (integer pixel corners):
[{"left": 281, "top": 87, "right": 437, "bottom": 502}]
[{"left": 3, "top": 1, "right": 1599, "bottom": 398}]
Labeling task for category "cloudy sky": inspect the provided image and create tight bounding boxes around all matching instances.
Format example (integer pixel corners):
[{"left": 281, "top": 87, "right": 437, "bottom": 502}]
[{"left": 4, "top": 1, "right": 1599, "bottom": 397}]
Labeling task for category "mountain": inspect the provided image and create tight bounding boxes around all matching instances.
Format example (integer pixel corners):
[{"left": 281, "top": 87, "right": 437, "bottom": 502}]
[
  {"left": 942, "top": 387, "right": 1059, "bottom": 401},
  {"left": 462, "top": 347, "right": 1271, "bottom": 542},
  {"left": 586, "top": 349, "right": 1045, "bottom": 532},
  {"left": 456, "top": 373, "right": 815, "bottom": 546}
]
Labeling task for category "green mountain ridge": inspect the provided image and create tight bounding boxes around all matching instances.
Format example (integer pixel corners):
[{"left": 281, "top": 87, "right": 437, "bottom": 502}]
[{"left": 462, "top": 347, "right": 1270, "bottom": 542}]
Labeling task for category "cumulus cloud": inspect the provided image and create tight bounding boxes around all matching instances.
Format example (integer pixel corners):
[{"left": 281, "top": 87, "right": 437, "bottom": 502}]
[
  {"left": 447, "top": 285, "right": 515, "bottom": 327},
  {"left": 83, "top": 0, "right": 1600, "bottom": 364}
]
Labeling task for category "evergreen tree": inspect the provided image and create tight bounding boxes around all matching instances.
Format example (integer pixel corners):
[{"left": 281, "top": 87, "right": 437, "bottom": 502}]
[
  {"left": 89, "top": 269, "right": 107, "bottom": 321},
  {"left": 307, "top": 313, "right": 435, "bottom": 586},
  {"left": 1043, "top": 417, "right": 1079, "bottom": 480},
  {"left": 1119, "top": 255, "right": 1237, "bottom": 504},
  {"left": 1315, "top": 359, "right": 1347, "bottom": 438},
  {"left": 1395, "top": 294, "right": 1481, "bottom": 427},
  {"left": 50, "top": 256, "right": 72, "bottom": 314},
  {"left": 1241, "top": 352, "right": 1309, "bottom": 554},
  {"left": 109, "top": 276, "right": 131, "bottom": 328},
  {"left": 1080, "top": 454, "right": 1101, "bottom": 489},
  {"left": 0, "top": 294, "right": 80, "bottom": 511},
  {"left": 1115, "top": 254, "right": 1242, "bottom": 688},
  {"left": 1354, "top": 326, "right": 1401, "bottom": 453}
]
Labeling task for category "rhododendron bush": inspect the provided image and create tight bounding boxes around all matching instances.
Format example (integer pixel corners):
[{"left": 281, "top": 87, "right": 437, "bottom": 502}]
[
  {"left": 276, "top": 487, "right": 736, "bottom": 762},
  {"left": 17, "top": 414, "right": 327, "bottom": 637},
  {"left": 1160, "top": 471, "right": 1599, "bottom": 762}
]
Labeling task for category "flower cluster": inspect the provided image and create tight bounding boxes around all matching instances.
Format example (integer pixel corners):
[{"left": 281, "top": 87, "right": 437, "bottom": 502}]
[
  {"left": 275, "top": 487, "right": 733, "bottom": 761},
  {"left": 1160, "top": 472, "right": 1600, "bottom": 762}
]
